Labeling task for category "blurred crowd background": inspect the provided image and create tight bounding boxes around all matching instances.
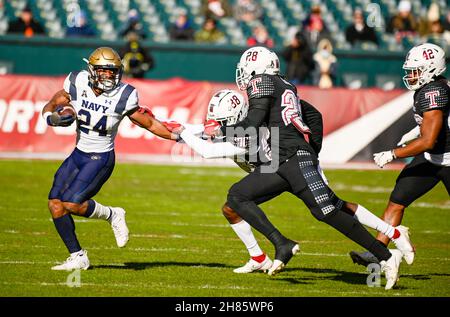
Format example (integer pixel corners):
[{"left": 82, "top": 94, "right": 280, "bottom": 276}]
[{"left": 0, "top": 0, "right": 448, "bottom": 89}]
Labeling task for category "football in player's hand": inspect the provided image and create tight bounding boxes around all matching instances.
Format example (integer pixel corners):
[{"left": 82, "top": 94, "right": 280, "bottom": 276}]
[
  {"left": 57, "top": 105, "right": 76, "bottom": 117},
  {"left": 52, "top": 105, "right": 76, "bottom": 126}
]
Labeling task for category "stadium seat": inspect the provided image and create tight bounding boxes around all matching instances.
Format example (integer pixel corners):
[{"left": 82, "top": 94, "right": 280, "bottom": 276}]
[
  {"left": 375, "top": 74, "right": 403, "bottom": 90},
  {"left": 342, "top": 73, "right": 369, "bottom": 89}
]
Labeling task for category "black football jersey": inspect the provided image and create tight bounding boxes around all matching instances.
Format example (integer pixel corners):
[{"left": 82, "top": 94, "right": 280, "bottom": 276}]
[
  {"left": 413, "top": 76, "right": 450, "bottom": 159},
  {"left": 246, "top": 74, "right": 314, "bottom": 162},
  {"left": 222, "top": 126, "right": 271, "bottom": 173}
]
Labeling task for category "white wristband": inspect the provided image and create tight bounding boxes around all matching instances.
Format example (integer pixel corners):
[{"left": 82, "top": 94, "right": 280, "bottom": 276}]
[{"left": 43, "top": 112, "right": 52, "bottom": 121}]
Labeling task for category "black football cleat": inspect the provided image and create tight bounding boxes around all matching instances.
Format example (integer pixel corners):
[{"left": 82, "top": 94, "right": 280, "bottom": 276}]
[
  {"left": 349, "top": 251, "right": 380, "bottom": 267},
  {"left": 268, "top": 240, "right": 300, "bottom": 276}
]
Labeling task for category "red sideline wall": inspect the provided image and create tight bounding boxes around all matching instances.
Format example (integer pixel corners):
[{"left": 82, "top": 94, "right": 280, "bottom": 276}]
[{"left": 0, "top": 74, "right": 405, "bottom": 156}]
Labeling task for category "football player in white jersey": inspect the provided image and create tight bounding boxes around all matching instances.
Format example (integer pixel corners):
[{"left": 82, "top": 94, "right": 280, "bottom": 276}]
[
  {"left": 42, "top": 47, "right": 178, "bottom": 271},
  {"left": 169, "top": 90, "right": 414, "bottom": 281}
]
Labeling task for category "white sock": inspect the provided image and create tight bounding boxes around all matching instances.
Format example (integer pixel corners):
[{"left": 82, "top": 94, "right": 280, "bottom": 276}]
[
  {"left": 354, "top": 205, "right": 396, "bottom": 239},
  {"left": 89, "top": 201, "right": 112, "bottom": 221},
  {"left": 230, "top": 220, "right": 264, "bottom": 257}
]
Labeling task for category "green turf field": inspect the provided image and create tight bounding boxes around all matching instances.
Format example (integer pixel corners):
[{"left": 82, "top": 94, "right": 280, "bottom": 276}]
[{"left": 0, "top": 160, "right": 448, "bottom": 297}]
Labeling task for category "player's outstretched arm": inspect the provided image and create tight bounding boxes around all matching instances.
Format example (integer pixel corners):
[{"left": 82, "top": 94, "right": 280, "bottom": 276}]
[
  {"left": 180, "top": 129, "right": 246, "bottom": 159},
  {"left": 128, "top": 107, "right": 178, "bottom": 140}
]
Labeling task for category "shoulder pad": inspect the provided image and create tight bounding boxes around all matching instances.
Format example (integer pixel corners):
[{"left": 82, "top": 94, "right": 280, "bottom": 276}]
[
  {"left": 417, "top": 80, "right": 449, "bottom": 112},
  {"left": 246, "top": 74, "right": 276, "bottom": 99}
]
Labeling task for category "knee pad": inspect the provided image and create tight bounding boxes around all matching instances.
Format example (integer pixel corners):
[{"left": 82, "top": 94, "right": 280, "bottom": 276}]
[
  {"left": 226, "top": 193, "right": 241, "bottom": 212},
  {"left": 227, "top": 183, "right": 250, "bottom": 210}
]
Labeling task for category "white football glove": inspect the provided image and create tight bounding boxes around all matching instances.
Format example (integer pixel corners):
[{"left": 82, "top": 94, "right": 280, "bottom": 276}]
[
  {"left": 397, "top": 126, "right": 420, "bottom": 147},
  {"left": 373, "top": 150, "right": 396, "bottom": 168}
]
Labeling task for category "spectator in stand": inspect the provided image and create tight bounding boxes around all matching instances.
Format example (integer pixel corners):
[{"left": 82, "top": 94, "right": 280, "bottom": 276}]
[
  {"left": 66, "top": 10, "right": 96, "bottom": 38},
  {"left": 169, "top": 9, "right": 195, "bottom": 41},
  {"left": 119, "top": 9, "right": 146, "bottom": 40},
  {"left": 313, "top": 38, "right": 337, "bottom": 89},
  {"left": 246, "top": 24, "right": 274, "bottom": 48},
  {"left": 418, "top": 3, "right": 444, "bottom": 41},
  {"left": 194, "top": 18, "right": 226, "bottom": 44},
  {"left": 201, "top": 0, "right": 232, "bottom": 20},
  {"left": 8, "top": 5, "right": 45, "bottom": 37},
  {"left": 387, "top": 0, "right": 418, "bottom": 42},
  {"left": 120, "top": 32, "right": 154, "bottom": 79},
  {"left": 301, "top": 3, "right": 331, "bottom": 49},
  {"left": 443, "top": 10, "right": 450, "bottom": 46},
  {"left": 281, "top": 30, "right": 314, "bottom": 85},
  {"left": 233, "top": 0, "right": 263, "bottom": 24},
  {"left": 345, "top": 8, "right": 378, "bottom": 47},
  {"left": 443, "top": 10, "right": 450, "bottom": 32}
]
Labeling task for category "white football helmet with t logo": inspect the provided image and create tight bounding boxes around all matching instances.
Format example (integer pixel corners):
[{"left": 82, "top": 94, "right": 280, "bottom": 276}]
[
  {"left": 236, "top": 46, "right": 280, "bottom": 91},
  {"left": 402, "top": 43, "right": 446, "bottom": 90},
  {"left": 206, "top": 89, "right": 248, "bottom": 126}
]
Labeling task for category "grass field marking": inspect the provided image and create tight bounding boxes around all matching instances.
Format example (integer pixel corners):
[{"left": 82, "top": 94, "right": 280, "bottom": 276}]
[
  {"left": 0, "top": 280, "right": 416, "bottom": 295},
  {"left": 131, "top": 233, "right": 185, "bottom": 239},
  {"left": 177, "top": 168, "right": 245, "bottom": 178},
  {"left": 331, "top": 183, "right": 392, "bottom": 193},
  {"left": 0, "top": 260, "right": 55, "bottom": 265},
  {"left": 367, "top": 199, "right": 450, "bottom": 210},
  {"left": 3, "top": 230, "right": 19, "bottom": 234},
  {"left": 138, "top": 211, "right": 220, "bottom": 218},
  {"left": 420, "top": 230, "right": 450, "bottom": 235},
  {"left": 301, "top": 252, "right": 348, "bottom": 257},
  {"left": 413, "top": 202, "right": 450, "bottom": 210},
  {"left": 170, "top": 222, "right": 229, "bottom": 228},
  {"left": 138, "top": 211, "right": 182, "bottom": 216},
  {"left": 1, "top": 280, "right": 253, "bottom": 291}
]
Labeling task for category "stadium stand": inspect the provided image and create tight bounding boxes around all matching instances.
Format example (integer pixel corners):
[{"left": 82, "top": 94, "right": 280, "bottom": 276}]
[
  {"left": 0, "top": 0, "right": 448, "bottom": 87},
  {"left": 1, "top": 0, "right": 447, "bottom": 50}
]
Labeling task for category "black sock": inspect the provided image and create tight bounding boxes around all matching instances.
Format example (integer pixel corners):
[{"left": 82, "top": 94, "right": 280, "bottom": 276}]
[
  {"left": 53, "top": 214, "right": 82, "bottom": 254},
  {"left": 322, "top": 210, "right": 391, "bottom": 261},
  {"left": 228, "top": 199, "right": 287, "bottom": 247},
  {"left": 83, "top": 199, "right": 96, "bottom": 218}
]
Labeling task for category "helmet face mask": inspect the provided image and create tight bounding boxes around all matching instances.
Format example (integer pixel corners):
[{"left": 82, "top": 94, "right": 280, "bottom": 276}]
[
  {"left": 402, "top": 43, "right": 446, "bottom": 90},
  {"left": 206, "top": 89, "right": 248, "bottom": 126},
  {"left": 235, "top": 46, "right": 280, "bottom": 91},
  {"left": 403, "top": 67, "right": 422, "bottom": 89},
  {"left": 84, "top": 47, "right": 123, "bottom": 92}
]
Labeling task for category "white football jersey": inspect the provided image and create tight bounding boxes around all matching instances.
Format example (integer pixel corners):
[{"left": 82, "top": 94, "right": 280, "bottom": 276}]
[{"left": 63, "top": 70, "right": 139, "bottom": 153}]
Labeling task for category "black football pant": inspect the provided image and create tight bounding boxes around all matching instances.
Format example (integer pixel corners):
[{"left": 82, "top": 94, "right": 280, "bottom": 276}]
[
  {"left": 227, "top": 150, "right": 391, "bottom": 262},
  {"left": 390, "top": 154, "right": 450, "bottom": 206}
]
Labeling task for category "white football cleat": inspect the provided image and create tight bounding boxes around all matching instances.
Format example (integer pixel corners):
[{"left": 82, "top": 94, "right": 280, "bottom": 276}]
[
  {"left": 51, "top": 250, "right": 90, "bottom": 271},
  {"left": 380, "top": 249, "right": 403, "bottom": 290},
  {"left": 233, "top": 256, "right": 273, "bottom": 273},
  {"left": 392, "top": 225, "right": 415, "bottom": 265},
  {"left": 109, "top": 207, "right": 129, "bottom": 248}
]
